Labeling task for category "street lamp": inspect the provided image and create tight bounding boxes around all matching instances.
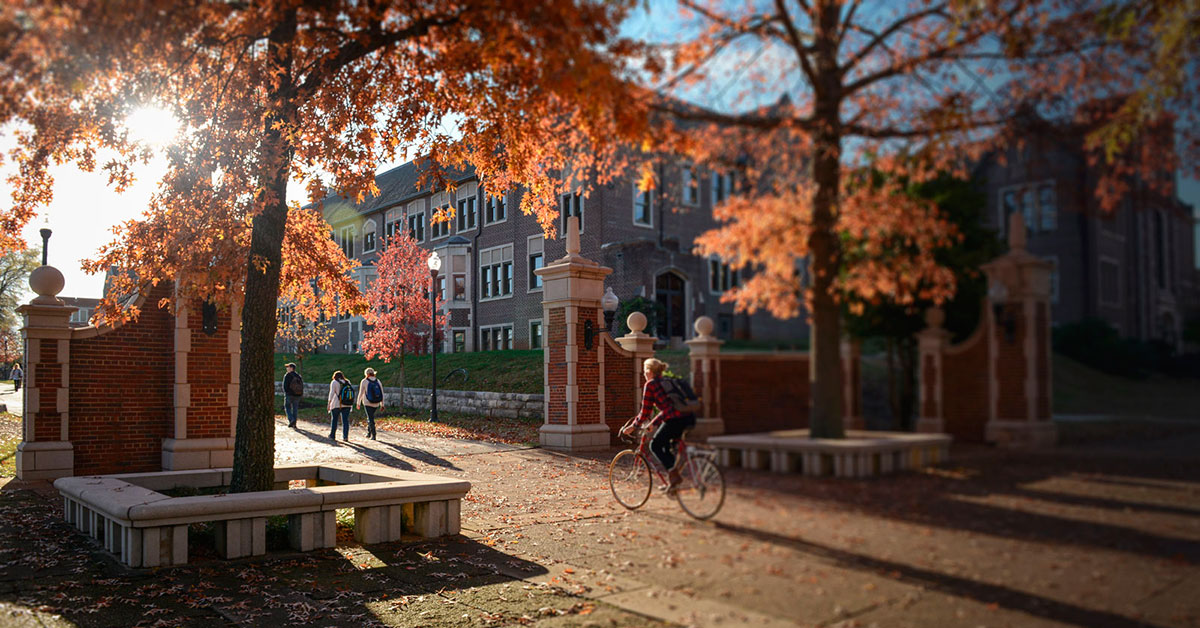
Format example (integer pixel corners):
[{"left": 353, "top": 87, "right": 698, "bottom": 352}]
[
  {"left": 427, "top": 251, "right": 442, "bottom": 422},
  {"left": 602, "top": 287, "right": 619, "bottom": 333}
]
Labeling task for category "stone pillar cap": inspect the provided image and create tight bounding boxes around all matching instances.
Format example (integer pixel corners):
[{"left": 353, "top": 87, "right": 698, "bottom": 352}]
[{"left": 29, "top": 265, "right": 65, "bottom": 305}]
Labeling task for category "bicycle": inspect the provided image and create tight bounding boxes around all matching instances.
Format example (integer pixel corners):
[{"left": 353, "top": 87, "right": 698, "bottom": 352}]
[{"left": 609, "top": 418, "right": 726, "bottom": 520}]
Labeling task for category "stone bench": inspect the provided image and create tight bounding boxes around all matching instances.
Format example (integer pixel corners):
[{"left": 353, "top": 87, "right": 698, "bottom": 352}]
[
  {"left": 710, "top": 430, "right": 951, "bottom": 478},
  {"left": 54, "top": 463, "right": 470, "bottom": 568}
]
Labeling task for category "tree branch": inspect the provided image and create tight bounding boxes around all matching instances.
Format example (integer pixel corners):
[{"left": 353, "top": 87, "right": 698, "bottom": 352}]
[
  {"left": 841, "top": 3, "right": 948, "bottom": 77},
  {"left": 773, "top": 0, "right": 817, "bottom": 83}
]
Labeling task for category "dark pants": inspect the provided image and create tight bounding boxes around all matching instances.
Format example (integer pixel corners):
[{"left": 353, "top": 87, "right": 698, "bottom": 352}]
[
  {"left": 651, "top": 414, "right": 696, "bottom": 471},
  {"left": 284, "top": 395, "right": 301, "bottom": 426},
  {"left": 12, "top": 379, "right": 20, "bottom": 392},
  {"left": 364, "top": 405, "right": 378, "bottom": 436},
  {"left": 329, "top": 407, "right": 351, "bottom": 439}
]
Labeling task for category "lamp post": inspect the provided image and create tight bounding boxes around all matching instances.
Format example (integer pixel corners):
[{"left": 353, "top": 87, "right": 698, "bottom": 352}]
[
  {"left": 602, "top": 287, "right": 619, "bottom": 334},
  {"left": 39, "top": 228, "right": 51, "bottom": 265},
  {"left": 427, "top": 251, "right": 442, "bottom": 422}
]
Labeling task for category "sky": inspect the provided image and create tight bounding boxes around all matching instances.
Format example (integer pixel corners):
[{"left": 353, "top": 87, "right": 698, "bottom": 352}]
[{"left": 3, "top": 2, "right": 1200, "bottom": 300}]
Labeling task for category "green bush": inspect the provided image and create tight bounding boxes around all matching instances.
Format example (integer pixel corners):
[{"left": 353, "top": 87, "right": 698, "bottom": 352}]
[{"left": 616, "top": 296, "right": 664, "bottom": 336}]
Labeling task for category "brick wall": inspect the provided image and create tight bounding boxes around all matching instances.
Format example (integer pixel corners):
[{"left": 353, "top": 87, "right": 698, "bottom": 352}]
[
  {"left": 184, "top": 301, "right": 233, "bottom": 439},
  {"left": 718, "top": 354, "right": 810, "bottom": 434},
  {"left": 995, "top": 306, "right": 1027, "bottom": 420},
  {"left": 32, "top": 339, "right": 62, "bottom": 442},
  {"left": 941, "top": 326, "right": 990, "bottom": 442},
  {"left": 68, "top": 283, "right": 175, "bottom": 475},
  {"left": 574, "top": 308, "right": 601, "bottom": 425},
  {"left": 602, "top": 338, "right": 634, "bottom": 443}
]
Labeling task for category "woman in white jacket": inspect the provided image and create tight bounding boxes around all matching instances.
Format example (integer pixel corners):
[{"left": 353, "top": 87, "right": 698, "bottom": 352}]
[
  {"left": 356, "top": 367, "right": 385, "bottom": 440},
  {"left": 327, "top": 371, "right": 353, "bottom": 442}
]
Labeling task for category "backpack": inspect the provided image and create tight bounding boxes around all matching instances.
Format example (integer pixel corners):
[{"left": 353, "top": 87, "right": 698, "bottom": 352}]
[
  {"left": 365, "top": 379, "right": 384, "bottom": 403},
  {"left": 288, "top": 374, "right": 304, "bottom": 396},
  {"left": 338, "top": 380, "right": 355, "bottom": 405},
  {"left": 660, "top": 377, "right": 702, "bottom": 414}
]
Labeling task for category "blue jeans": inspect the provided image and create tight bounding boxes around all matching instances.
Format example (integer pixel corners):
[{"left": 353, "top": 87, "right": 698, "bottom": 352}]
[
  {"left": 284, "top": 395, "right": 300, "bottom": 426},
  {"left": 364, "top": 405, "right": 378, "bottom": 436},
  {"left": 329, "top": 407, "right": 351, "bottom": 439}
]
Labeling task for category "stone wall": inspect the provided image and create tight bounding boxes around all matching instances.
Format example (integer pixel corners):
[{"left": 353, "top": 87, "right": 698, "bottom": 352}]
[{"left": 279, "top": 382, "right": 544, "bottom": 420}]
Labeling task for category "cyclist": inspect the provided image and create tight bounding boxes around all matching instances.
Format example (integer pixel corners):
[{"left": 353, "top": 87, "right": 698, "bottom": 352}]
[{"left": 621, "top": 358, "right": 696, "bottom": 493}]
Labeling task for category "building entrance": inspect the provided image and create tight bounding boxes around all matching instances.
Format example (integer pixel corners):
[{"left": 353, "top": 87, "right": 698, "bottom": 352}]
[{"left": 655, "top": 271, "right": 686, "bottom": 339}]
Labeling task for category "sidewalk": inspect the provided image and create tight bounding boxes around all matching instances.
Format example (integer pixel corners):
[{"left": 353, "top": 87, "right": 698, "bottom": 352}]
[
  {"left": 0, "top": 387, "right": 21, "bottom": 417},
  {"left": 1, "top": 413, "right": 1198, "bottom": 627}
]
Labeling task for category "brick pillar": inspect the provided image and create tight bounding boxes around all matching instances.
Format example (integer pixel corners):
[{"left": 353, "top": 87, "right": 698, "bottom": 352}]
[
  {"left": 684, "top": 316, "right": 723, "bottom": 440},
  {"left": 162, "top": 292, "right": 238, "bottom": 470},
  {"left": 615, "top": 312, "right": 657, "bottom": 408},
  {"left": 982, "top": 213, "right": 1057, "bottom": 448},
  {"left": 915, "top": 308, "right": 951, "bottom": 434},
  {"left": 840, "top": 338, "right": 863, "bottom": 430},
  {"left": 15, "top": 265, "right": 76, "bottom": 480},
  {"left": 535, "top": 216, "right": 613, "bottom": 451}
]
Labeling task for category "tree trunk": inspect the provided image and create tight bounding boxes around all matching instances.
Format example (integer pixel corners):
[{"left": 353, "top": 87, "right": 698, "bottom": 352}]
[
  {"left": 230, "top": 10, "right": 297, "bottom": 494},
  {"left": 886, "top": 336, "right": 898, "bottom": 428},
  {"left": 398, "top": 349, "right": 406, "bottom": 413},
  {"left": 807, "top": 2, "right": 845, "bottom": 439}
]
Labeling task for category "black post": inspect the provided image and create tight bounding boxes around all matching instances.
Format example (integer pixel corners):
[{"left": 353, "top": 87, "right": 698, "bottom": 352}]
[
  {"left": 39, "top": 228, "right": 51, "bottom": 266},
  {"left": 430, "top": 268, "right": 439, "bottom": 422}
]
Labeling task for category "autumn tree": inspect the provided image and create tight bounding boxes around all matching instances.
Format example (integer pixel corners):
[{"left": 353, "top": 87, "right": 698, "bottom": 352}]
[
  {"left": 0, "top": 248, "right": 39, "bottom": 333},
  {"left": 647, "top": 0, "right": 1195, "bottom": 437},
  {"left": 1, "top": 1, "right": 648, "bottom": 491},
  {"left": 361, "top": 232, "right": 444, "bottom": 407}
]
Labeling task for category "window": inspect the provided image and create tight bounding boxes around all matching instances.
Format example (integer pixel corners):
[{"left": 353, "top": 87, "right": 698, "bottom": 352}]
[
  {"left": 430, "top": 193, "right": 450, "bottom": 239},
  {"left": 485, "top": 193, "right": 507, "bottom": 224},
  {"left": 339, "top": 226, "right": 356, "bottom": 258},
  {"left": 363, "top": 219, "right": 377, "bottom": 253},
  {"left": 1038, "top": 185, "right": 1057, "bottom": 231},
  {"left": 457, "top": 197, "right": 477, "bottom": 232},
  {"left": 1099, "top": 258, "right": 1120, "bottom": 306},
  {"left": 453, "top": 274, "right": 466, "bottom": 301},
  {"left": 453, "top": 330, "right": 465, "bottom": 353},
  {"left": 709, "top": 257, "right": 740, "bottom": 293},
  {"left": 682, "top": 166, "right": 699, "bottom": 206},
  {"left": 528, "top": 236, "right": 544, "bottom": 291},
  {"left": 711, "top": 170, "right": 733, "bottom": 205},
  {"left": 437, "top": 275, "right": 446, "bottom": 302},
  {"left": 560, "top": 191, "right": 583, "bottom": 233},
  {"left": 998, "top": 181, "right": 1057, "bottom": 235},
  {"left": 385, "top": 208, "right": 405, "bottom": 243},
  {"left": 1155, "top": 211, "right": 1168, "bottom": 290},
  {"left": 633, "top": 182, "right": 653, "bottom": 227},
  {"left": 529, "top": 319, "right": 543, "bottom": 350},
  {"left": 480, "top": 244, "right": 514, "bottom": 300},
  {"left": 480, "top": 324, "right": 513, "bottom": 351},
  {"left": 407, "top": 208, "right": 425, "bottom": 242},
  {"left": 1047, "top": 255, "right": 1059, "bottom": 304}
]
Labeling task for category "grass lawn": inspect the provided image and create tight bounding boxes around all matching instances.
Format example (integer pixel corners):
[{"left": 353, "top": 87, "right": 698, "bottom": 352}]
[
  {"left": 0, "top": 413, "right": 20, "bottom": 478},
  {"left": 282, "top": 395, "right": 540, "bottom": 446},
  {"left": 1053, "top": 353, "right": 1200, "bottom": 419}
]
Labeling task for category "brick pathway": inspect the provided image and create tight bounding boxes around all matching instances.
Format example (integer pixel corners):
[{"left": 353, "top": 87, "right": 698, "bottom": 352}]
[{"left": 2, "top": 410, "right": 1198, "bottom": 627}]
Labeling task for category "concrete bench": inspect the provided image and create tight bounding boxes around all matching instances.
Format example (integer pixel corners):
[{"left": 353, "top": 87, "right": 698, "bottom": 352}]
[
  {"left": 54, "top": 464, "right": 471, "bottom": 568},
  {"left": 710, "top": 430, "right": 951, "bottom": 478}
]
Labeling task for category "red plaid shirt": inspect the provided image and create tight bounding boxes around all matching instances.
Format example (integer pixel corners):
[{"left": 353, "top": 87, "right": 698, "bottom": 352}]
[{"left": 636, "top": 376, "right": 682, "bottom": 428}]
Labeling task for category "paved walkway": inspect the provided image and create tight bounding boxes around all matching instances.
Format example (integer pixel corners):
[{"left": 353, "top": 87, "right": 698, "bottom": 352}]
[
  {"left": 2, "top": 411, "right": 1199, "bottom": 627},
  {"left": 0, "top": 387, "right": 22, "bottom": 417}
]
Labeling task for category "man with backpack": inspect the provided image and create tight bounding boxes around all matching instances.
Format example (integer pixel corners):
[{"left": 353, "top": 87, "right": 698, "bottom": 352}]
[
  {"left": 327, "top": 370, "right": 355, "bottom": 442},
  {"left": 620, "top": 358, "right": 700, "bottom": 494},
  {"left": 282, "top": 363, "right": 304, "bottom": 428},
  {"left": 356, "top": 367, "right": 385, "bottom": 440}
]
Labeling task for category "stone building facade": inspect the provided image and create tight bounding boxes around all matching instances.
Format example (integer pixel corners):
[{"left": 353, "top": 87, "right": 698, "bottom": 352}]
[{"left": 319, "top": 161, "right": 805, "bottom": 354}]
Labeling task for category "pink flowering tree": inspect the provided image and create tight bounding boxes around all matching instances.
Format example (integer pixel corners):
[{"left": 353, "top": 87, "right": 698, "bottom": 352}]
[{"left": 361, "top": 232, "right": 444, "bottom": 408}]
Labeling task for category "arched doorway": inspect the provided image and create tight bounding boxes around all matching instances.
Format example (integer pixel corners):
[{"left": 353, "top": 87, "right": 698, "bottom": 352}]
[{"left": 655, "top": 271, "right": 687, "bottom": 340}]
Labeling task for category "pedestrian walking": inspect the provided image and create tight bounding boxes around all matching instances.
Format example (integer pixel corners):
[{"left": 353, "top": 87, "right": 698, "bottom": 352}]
[
  {"left": 327, "top": 371, "right": 354, "bottom": 442},
  {"left": 10, "top": 363, "right": 22, "bottom": 393},
  {"left": 282, "top": 363, "right": 303, "bottom": 428},
  {"left": 356, "top": 367, "right": 385, "bottom": 440}
]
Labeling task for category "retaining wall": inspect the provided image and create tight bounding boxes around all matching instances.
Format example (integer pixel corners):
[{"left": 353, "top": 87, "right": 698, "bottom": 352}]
[{"left": 277, "top": 382, "right": 544, "bottom": 420}]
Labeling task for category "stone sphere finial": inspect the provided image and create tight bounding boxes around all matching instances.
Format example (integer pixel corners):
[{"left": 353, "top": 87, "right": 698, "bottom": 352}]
[
  {"left": 626, "top": 311, "right": 647, "bottom": 334},
  {"left": 693, "top": 315, "right": 715, "bottom": 338},
  {"left": 29, "top": 265, "right": 65, "bottom": 305}
]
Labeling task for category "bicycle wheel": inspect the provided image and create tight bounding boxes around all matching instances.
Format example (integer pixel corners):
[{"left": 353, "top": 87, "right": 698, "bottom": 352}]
[
  {"left": 675, "top": 455, "right": 725, "bottom": 520},
  {"left": 609, "top": 449, "right": 652, "bottom": 510}
]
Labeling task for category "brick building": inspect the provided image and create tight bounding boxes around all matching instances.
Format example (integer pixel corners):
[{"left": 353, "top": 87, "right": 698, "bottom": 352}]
[
  {"left": 318, "top": 161, "right": 805, "bottom": 353},
  {"left": 976, "top": 126, "right": 1199, "bottom": 349}
]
